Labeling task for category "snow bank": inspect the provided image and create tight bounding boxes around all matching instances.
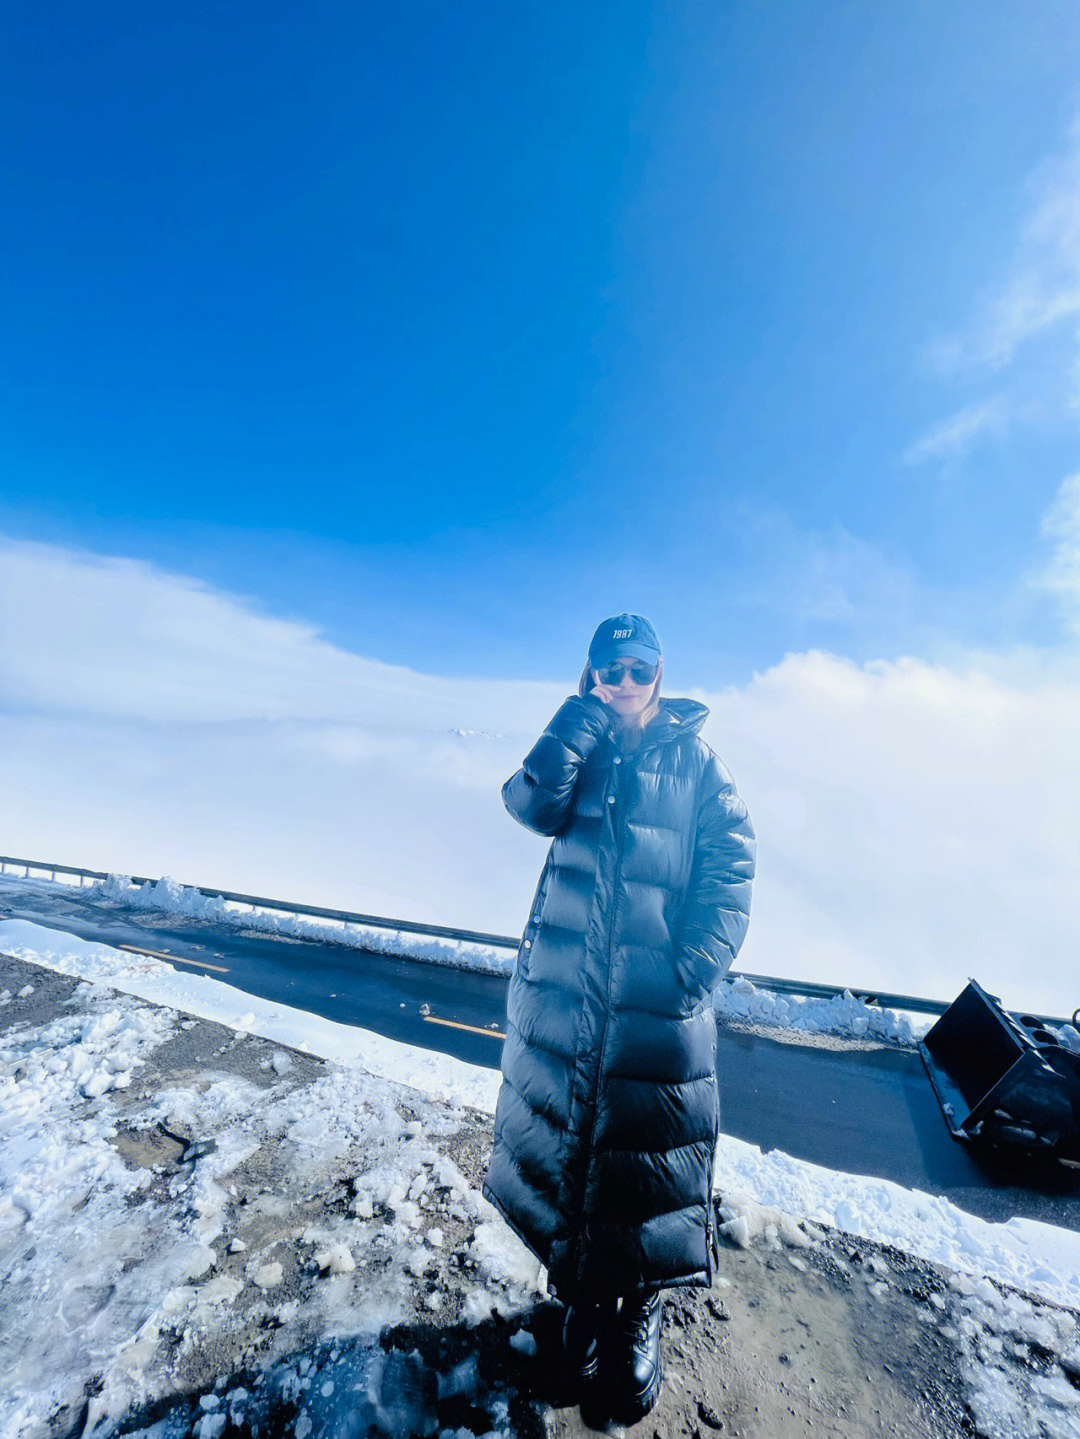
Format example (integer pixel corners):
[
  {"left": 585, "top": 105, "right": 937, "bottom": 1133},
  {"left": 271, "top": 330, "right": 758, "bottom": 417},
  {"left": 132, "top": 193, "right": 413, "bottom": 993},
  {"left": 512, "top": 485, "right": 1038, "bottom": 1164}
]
[
  {"left": 713, "top": 972, "right": 930, "bottom": 1043},
  {"left": 718, "top": 1143, "right": 1080, "bottom": 1313},
  {"left": 0, "top": 987, "right": 203, "bottom": 1437},
  {"left": 88, "top": 872, "right": 517, "bottom": 975}
]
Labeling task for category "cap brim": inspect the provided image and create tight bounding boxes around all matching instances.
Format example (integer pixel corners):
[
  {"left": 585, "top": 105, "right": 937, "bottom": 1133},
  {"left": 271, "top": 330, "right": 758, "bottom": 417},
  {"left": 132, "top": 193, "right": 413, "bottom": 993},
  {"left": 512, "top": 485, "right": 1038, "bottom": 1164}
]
[{"left": 591, "top": 642, "right": 661, "bottom": 668}]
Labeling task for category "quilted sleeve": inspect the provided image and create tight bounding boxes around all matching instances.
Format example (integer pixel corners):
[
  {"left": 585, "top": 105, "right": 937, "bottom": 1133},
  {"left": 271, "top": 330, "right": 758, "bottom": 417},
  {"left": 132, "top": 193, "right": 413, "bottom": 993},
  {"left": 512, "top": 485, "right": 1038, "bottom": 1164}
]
[
  {"left": 502, "top": 694, "right": 613, "bottom": 836},
  {"left": 672, "top": 753, "right": 756, "bottom": 1000}
]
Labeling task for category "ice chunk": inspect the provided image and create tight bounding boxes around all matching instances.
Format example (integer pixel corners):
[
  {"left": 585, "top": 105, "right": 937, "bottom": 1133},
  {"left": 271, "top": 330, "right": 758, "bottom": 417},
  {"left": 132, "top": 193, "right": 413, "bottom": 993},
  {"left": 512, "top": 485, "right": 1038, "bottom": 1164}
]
[
  {"left": 407, "top": 1247, "right": 432, "bottom": 1277},
  {"left": 81, "top": 1070, "right": 114, "bottom": 1098},
  {"left": 438, "top": 1354, "right": 479, "bottom": 1400},
  {"left": 720, "top": 1214, "right": 751, "bottom": 1248},
  {"left": 315, "top": 1242, "right": 355, "bottom": 1274},
  {"left": 251, "top": 1261, "right": 283, "bottom": 1289}
]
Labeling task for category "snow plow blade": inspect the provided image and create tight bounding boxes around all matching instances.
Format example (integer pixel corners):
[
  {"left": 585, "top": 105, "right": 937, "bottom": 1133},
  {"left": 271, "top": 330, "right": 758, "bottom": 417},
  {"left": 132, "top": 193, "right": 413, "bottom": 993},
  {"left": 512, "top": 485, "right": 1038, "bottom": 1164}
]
[{"left": 919, "top": 980, "right": 1080, "bottom": 1160}]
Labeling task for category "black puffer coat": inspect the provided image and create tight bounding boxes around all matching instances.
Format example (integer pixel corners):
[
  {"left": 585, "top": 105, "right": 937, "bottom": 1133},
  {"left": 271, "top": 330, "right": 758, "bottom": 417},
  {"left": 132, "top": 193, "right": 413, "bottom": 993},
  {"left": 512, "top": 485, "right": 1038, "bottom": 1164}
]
[{"left": 482, "top": 693, "right": 756, "bottom": 1301}]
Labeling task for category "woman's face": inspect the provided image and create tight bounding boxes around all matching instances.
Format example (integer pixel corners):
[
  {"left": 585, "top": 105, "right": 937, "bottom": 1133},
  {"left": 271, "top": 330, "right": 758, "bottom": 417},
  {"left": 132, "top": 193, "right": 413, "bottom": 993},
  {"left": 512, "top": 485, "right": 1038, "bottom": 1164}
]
[{"left": 594, "top": 653, "right": 658, "bottom": 721}]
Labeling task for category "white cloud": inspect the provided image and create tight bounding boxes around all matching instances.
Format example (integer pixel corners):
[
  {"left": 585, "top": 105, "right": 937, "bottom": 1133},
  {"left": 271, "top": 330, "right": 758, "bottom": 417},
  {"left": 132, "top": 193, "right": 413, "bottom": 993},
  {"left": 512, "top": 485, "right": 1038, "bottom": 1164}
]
[
  {"left": 0, "top": 537, "right": 559, "bottom": 732},
  {"left": 1038, "top": 470, "right": 1080, "bottom": 634},
  {"left": 2, "top": 537, "right": 1077, "bottom": 1016},
  {"left": 913, "top": 117, "right": 1080, "bottom": 459},
  {"left": 975, "top": 119, "right": 1080, "bottom": 374},
  {"left": 903, "top": 396, "right": 1010, "bottom": 465},
  {"left": 701, "top": 649, "right": 1079, "bottom": 1016},
  {"left": 732, "top": 509, "right": 934, "bottom": 640}
]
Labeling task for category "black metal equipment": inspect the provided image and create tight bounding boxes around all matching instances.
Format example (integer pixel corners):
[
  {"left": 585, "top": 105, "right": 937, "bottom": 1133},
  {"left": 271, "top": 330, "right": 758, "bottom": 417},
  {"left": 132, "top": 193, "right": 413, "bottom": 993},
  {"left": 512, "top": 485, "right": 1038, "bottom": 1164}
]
[{"left": 919, "top": 981, "right": 1080, "bottom": 1160}]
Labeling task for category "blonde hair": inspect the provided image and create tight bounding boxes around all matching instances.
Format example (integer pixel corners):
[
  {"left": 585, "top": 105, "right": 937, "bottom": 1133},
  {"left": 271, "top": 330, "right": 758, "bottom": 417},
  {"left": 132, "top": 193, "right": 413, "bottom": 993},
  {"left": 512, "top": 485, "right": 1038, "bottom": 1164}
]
[{"left": 578, "top": 658, "right": 663, "bottom": 730}]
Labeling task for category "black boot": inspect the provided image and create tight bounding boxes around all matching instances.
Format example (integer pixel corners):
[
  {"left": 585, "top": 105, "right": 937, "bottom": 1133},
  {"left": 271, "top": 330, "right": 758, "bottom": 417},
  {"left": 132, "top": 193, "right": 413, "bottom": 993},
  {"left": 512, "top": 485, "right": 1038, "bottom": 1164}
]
[
  {"left": 607, "top": 1291, "right": 664, "bottom": 1423},
  {"left": 562, "top": 1300, "right": 601, "bottom": 1383}
]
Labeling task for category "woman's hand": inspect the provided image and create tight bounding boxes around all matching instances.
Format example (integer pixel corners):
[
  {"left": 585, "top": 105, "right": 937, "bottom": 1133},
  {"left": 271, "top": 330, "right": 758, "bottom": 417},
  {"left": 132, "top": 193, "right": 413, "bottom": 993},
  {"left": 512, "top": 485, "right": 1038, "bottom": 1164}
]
[{"left": 589, "top": 670, "right": 618, "bottom": 705}]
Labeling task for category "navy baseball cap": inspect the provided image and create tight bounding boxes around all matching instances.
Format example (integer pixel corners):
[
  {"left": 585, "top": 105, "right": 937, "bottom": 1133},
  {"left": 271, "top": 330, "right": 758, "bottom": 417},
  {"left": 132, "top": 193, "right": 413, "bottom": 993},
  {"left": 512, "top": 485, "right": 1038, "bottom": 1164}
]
[{"left": 588, "top": 614, "right": 662, "bottom": 669}]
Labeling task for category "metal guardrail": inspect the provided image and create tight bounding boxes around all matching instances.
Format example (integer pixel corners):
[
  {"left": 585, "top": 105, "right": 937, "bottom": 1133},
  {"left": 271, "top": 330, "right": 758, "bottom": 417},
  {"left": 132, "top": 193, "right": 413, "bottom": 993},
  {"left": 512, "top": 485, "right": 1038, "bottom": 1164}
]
[
  {"left": 0, "top": 854, "right": 1071, "bottom": 1025},
  {"left": 0, "top": 854, "right": 519, "bottom": 950}
]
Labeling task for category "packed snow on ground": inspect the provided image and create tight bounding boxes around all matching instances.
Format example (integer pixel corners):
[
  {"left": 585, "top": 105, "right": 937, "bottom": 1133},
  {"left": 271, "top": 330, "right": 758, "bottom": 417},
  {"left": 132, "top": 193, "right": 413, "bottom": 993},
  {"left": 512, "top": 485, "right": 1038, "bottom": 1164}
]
[
  {"left": 4, "top": 919, "right": 1080, "bottom": 1439},
  {"left": 0, "top": 972, "right": 535, "bottom": 1439},
  {"left": 947, "top": 1274, "right": 1080, "bottom": 1439}
]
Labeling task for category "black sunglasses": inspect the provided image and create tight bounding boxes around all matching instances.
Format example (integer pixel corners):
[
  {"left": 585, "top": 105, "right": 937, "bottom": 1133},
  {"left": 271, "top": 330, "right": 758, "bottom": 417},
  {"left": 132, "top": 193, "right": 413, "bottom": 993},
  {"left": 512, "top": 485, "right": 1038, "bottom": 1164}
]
[{"left": 597, "top": 660, "right": 658, "bottom": 686}]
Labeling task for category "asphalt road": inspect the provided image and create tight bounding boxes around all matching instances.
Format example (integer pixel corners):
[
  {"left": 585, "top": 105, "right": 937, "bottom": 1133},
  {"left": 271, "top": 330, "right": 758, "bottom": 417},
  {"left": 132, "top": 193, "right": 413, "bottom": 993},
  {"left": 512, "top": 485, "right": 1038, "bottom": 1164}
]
[{"left": 2, "top": 875, "right": 1078, "bottom": 1232}]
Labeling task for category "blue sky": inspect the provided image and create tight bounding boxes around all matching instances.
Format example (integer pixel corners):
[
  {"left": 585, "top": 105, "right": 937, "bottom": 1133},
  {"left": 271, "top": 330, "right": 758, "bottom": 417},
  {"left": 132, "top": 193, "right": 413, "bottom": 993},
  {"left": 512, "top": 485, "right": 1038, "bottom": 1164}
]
[{"left": 3, "top": 0, "right": 1079, "bottom": 687}]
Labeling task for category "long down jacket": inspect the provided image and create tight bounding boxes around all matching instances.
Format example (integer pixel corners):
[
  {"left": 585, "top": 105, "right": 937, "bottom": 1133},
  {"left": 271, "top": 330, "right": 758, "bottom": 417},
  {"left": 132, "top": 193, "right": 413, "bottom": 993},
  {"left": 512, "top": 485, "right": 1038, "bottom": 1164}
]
[{"left": 482, "top": 693, "right": 756, "bottom": 1301}]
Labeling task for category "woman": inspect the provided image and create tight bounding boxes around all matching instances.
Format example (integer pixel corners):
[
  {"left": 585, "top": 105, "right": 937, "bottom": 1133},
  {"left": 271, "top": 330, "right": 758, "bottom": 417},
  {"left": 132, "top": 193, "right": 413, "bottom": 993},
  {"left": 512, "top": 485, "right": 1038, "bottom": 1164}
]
[{"left": 482, "top": 614, "right": 756, "bottom": 1425}]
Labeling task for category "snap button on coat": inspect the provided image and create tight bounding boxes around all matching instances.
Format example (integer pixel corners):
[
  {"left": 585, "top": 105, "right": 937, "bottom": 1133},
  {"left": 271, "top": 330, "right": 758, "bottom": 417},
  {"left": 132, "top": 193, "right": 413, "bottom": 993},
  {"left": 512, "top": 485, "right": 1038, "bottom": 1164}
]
[{"left": 482, "top": 693, "right": 756, "bottom": 1302}]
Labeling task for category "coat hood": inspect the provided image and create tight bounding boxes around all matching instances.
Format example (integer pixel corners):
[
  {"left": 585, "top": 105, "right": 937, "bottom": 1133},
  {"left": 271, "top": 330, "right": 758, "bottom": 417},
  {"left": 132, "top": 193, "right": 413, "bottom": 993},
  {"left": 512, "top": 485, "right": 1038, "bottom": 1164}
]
[{"left": 646, "top": 696, "right": 710, "bottom": 742}]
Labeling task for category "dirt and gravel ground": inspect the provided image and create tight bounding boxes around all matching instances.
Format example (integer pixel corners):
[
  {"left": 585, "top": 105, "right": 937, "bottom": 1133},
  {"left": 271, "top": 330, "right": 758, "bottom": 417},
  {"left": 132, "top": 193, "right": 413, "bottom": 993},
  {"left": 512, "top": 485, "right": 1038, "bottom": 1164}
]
[{"left": 0, "top": 952, "right": 1059, "bottom": 1438}]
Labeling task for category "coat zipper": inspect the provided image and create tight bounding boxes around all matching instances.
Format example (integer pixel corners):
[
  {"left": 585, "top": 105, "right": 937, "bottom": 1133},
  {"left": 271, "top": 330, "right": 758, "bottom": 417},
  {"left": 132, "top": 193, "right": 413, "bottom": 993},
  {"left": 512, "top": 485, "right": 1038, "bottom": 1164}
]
[
  {"left": 569, "top": 749, "right": 625, "bottom": 1279},
  {"left": 595, "top": 767, "right": 624, "bottom": 1106}
]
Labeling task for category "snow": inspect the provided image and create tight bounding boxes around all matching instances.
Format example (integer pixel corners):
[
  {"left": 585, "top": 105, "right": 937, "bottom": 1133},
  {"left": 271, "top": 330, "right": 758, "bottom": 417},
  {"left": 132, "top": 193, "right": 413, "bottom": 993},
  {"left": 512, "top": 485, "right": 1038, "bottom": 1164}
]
[
  {"left": 3, "top": 919, "right": 1080, "bottom": 1439},
  {"left": 0, "top": 954, "right": 539, "bottom": 1439},
  {"left": 314, "top": 1242, "right": 356, "bottom": 1274},
  {"left": 718, "top": 1148, "right": 1080, "bottom": 1313},
  {"left": 713, "top": 971, "right": 930, "bottom": 1043},
  {"left": 86, "top": 872, "right": 516, "bottom": 977},
  {"left": 951, "top": 1277, "right": 1080, "bottom": 1437}
]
